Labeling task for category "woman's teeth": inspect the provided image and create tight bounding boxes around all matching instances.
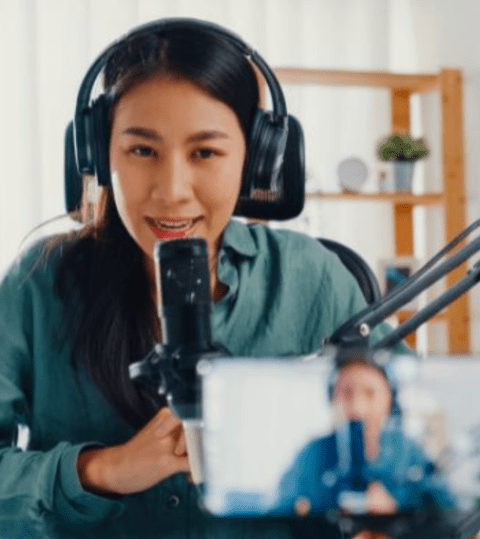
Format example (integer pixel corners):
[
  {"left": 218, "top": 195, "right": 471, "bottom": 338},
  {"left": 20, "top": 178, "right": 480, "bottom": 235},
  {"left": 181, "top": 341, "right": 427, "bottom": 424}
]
[{"left": 152, "top": 219, "right": 194, "bottom": 230}]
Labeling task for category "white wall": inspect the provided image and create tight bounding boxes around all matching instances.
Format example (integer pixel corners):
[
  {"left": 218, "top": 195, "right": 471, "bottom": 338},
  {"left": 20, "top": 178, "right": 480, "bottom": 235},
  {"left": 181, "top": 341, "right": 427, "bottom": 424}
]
[{"left": 409, "top": 0, "right": 480, "bottom": 353}]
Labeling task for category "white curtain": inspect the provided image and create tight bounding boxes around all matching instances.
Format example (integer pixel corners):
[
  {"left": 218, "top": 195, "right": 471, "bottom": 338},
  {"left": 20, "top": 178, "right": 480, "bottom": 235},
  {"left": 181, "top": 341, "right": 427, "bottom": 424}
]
[{"left": 0, "top": 0, "right": 411, "bottom": 285}]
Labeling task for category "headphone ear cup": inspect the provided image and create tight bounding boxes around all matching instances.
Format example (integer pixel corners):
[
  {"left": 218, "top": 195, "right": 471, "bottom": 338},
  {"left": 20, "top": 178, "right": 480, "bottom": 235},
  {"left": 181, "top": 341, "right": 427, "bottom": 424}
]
[
  {"left": 64, "top": 121, "right": 83, "bottom": 215},
  {"left": 91, "top": 95, "right": 111, "bottom": 187},
  {"left": 236, "top": 113, "right": 305, "bottom": 220},
  {"left": 277, "top": 114, "right": 305, "bottom": 217},
  {"left": 242, "top": 110, "right": 288, "bottom": 196}
]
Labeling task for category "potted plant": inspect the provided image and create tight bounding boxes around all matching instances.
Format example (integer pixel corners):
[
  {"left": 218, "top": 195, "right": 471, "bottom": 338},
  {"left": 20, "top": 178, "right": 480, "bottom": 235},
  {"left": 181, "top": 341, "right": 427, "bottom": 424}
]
[{"left": 377, "top": 132, "right": 429, "bottom": 191}]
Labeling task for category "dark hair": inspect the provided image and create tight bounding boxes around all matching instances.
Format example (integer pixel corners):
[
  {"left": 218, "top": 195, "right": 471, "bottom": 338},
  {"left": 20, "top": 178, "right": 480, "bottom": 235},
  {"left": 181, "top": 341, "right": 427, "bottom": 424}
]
[
  {"left": 105, "top": 27, "right": 259, "bottom": 138},
  {"left": 46, "top": 25, "right": 260, "bottom": 427}
]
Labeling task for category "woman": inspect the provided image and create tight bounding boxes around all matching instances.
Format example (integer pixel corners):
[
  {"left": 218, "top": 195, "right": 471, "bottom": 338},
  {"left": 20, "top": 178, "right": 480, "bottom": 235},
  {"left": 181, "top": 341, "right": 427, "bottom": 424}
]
[
  {"left": 272, "top": 360, "right": 456, "bottom": 517},
  {"left": 0, "top": 19, "right": 396, "bottom": 539}
]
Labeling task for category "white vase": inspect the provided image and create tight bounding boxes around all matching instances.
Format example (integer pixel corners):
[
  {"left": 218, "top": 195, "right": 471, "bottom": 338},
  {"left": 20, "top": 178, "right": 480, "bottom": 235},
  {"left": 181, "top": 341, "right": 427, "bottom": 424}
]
[{"left": 394, "top": 161, "right": 415, "bottom": 191}]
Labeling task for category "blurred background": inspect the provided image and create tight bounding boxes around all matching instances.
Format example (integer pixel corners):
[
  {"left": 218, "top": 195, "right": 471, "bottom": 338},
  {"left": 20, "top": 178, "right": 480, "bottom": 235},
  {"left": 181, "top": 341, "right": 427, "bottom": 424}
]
[{"left": 1, "top": 0, "right": 479, "bottom": 354}]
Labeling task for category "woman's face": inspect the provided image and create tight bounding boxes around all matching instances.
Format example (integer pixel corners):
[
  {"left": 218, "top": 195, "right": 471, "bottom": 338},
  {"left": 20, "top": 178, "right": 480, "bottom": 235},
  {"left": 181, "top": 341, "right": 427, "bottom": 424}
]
[
  {"left": 109, "top": 75, "right": 247, "bottom": 277},
  {"left": 333, "top": 363, "right": 392, "bottom": 435}
]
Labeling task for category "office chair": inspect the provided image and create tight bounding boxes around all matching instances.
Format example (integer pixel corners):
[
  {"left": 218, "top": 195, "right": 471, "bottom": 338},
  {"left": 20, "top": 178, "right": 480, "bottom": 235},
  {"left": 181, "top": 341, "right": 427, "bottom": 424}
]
[{"left": 318, "top": 238, "right": 382, "bottom": 305}]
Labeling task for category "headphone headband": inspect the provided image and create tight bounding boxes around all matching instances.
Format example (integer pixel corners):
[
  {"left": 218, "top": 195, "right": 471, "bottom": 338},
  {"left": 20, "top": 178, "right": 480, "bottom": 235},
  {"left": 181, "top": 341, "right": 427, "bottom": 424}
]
[
  {"left": 75, "top": 18, "right": 287, "bottom": 173},
  {"left": 68, "top": 17, "right": 305, "bottom": 220}
]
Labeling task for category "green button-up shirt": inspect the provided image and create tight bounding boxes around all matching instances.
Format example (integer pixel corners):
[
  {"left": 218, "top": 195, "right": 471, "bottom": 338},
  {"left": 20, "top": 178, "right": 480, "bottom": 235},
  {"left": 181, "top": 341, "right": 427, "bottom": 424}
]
[{"left": 0, "top": 220, "right": 398, "bottom": 538}]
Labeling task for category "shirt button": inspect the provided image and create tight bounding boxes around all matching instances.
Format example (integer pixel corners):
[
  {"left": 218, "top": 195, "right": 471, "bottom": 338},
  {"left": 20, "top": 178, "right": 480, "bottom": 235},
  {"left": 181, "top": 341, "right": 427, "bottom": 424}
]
[{"left": 166, "top": 495, "right": 181, "bottom": 508}]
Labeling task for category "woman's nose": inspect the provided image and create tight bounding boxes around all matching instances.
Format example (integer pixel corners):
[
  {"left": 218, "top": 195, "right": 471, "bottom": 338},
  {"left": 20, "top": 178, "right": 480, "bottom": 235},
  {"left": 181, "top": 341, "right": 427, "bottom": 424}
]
[
  {"left": 151, "top": 152, "right": 193, "bottom": 204},
  {"left": 348, "top": 394, "right": 370, "bottom": 421}
]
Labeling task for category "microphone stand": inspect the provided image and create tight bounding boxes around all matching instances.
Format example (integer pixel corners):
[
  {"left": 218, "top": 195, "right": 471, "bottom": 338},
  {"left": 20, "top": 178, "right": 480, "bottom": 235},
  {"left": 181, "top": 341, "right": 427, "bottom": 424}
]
[
  {"left": 372, "top": 261, "right": 480, "bottom": 350},
  {"left": 327, "top": 232, "right": 480, "bottom": 350}
]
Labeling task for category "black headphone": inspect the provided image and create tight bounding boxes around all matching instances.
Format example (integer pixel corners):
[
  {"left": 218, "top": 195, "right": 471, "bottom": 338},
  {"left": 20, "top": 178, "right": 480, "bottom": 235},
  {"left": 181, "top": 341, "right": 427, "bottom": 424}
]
[{"left": 64, "top": 18, "right": 305, "bottom": 221}]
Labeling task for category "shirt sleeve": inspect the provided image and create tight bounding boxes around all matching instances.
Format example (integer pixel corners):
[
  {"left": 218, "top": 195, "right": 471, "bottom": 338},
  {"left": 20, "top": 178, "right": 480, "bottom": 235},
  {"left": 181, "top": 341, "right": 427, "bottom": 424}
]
[
  {"left": 0, "top": 249, "right": 124, "bottom": 535},
  {"left": 377, "top": 437, "right": 458, "bottom": 511},
  {"left": 272, "top": 438, "right": 338, "bottom": 515}
]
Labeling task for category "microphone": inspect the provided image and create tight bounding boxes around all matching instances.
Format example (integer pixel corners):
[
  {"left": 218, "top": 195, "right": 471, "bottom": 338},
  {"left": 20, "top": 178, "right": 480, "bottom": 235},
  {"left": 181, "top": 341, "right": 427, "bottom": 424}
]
[
  {"left": 153, "top": 237, "right": 231, "bottom": 418},
  {"left": 336, "top": 420, "right": 368, "bottom": 513},
  {"left": 130, "top": 237, "right": 217, "bottom": 418},
  {"left": 130, "top": 237, "right": 230, "bottom": 483},
  {"left": 349, "top": 421, "right": 368, "bottom": 492},
  {"left": 155, "top": 237, "right": 213, "bottom": 355}
]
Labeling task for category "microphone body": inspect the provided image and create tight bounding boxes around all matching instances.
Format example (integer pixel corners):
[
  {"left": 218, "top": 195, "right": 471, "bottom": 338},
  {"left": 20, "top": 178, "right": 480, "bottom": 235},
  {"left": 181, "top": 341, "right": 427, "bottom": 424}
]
[
  {"left": 154, "top": 238, "right": 230, "bottom": 421},
  {"left": 336, "top": 420, "right": 368, "bottom": 513},
  {"left": 156, "top": 238, "right": 213, "bottom": 354},
  {"left": 130, "top": 237, "right": 229, "bottom": 419}
]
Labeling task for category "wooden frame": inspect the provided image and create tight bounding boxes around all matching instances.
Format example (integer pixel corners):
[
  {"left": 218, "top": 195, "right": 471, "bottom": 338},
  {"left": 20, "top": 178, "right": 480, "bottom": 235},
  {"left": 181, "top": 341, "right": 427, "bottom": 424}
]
[{"left": 273, "top": 67, "right": 469, "bottom": 353}]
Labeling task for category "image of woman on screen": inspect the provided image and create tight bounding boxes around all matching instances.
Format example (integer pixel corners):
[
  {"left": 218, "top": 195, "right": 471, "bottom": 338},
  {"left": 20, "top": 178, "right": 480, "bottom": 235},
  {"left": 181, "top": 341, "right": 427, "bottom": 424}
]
[{"left": 272, "top": 360, "right": 456, "bottom": 517}]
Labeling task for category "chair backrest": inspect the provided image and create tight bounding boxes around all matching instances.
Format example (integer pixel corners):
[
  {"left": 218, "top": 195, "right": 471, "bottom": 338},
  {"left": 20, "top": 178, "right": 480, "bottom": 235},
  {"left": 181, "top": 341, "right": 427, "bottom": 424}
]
[{"left": 317, "top": 238, "right": 382, "bottom": 305}]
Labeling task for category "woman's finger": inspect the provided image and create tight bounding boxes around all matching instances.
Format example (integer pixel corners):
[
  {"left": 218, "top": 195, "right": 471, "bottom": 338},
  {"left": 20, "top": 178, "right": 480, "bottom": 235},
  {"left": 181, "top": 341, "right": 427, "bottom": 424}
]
[
  {"left": 174, "top": 432, "right": 187, "bottom": 456},
  {"left": 152, "top": 408, "right": 183, "bottom": 437}
]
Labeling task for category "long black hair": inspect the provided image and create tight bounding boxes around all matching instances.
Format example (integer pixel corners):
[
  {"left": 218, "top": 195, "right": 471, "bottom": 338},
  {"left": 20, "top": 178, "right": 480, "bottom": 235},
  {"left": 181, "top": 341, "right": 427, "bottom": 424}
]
[{"left": 45, "top": 25, "right": 259, "bottom": 427}]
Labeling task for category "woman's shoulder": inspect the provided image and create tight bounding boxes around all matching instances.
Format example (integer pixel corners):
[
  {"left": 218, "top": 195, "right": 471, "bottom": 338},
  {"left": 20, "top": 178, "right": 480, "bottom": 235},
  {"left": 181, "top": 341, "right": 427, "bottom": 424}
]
[
  {"left": 0, "top": 238, "right": 54, "bottom": 287},
  {"left": 251, "top": 221, "right": 322, "bottom": 248},
  {"left": 0, "top": 233, "right": 84, "bottom": 296},
  {"left": 226, "top": 219, "right": 338, "bottom": 269},
  {"left": 250, "top": 223, "right": 358, "bottom": 288},
  {"left": 0, "top": 238, "right": 66, "bottom": 341}
]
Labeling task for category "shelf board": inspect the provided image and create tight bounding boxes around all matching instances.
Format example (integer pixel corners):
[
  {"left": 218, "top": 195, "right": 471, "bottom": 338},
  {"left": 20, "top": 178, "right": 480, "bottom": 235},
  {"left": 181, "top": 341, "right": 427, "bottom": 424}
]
[
  {"left": 306, "top": 191, "right": 445, "bottom": 206},
  {"left": 396, "top": 309, "right": 448, "bottom": 323},
  {"left": 274, "top": 68, "right": 440, "bottom": 93}
]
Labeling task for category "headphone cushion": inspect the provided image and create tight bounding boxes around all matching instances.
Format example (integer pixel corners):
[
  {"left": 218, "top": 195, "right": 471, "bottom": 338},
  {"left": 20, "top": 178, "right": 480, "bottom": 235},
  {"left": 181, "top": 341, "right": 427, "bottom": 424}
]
[
  {"left": 243, "top": 110, "right": 288, "bottom": 193},
  {"left": 236, "top": 113, "right": 305, "bottom": 220},
  {"left": 64, "top": 121, "right": 83, "bottom": 214},
  {"left": 91, "top": 95, "right": 111, "bottom": 187}
]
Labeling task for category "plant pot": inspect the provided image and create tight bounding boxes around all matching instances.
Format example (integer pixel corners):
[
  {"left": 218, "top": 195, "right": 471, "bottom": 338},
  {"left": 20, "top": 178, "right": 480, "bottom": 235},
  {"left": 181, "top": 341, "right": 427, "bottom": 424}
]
[{"left": 394, "top": 161, "right": 415, "bottom": 191}]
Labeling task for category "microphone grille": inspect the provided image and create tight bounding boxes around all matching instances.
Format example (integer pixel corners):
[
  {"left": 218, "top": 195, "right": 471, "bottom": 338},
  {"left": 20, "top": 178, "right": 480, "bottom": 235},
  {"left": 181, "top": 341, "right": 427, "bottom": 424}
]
[{"left": 155, "top": 238, "right": 211, "bottom": 307}]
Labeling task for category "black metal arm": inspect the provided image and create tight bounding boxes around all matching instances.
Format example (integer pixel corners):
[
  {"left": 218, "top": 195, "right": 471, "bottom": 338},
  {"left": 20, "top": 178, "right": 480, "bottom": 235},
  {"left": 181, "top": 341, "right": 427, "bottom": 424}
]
[{"left": 328, "top": 233, "right": 480, "bottom": 349}]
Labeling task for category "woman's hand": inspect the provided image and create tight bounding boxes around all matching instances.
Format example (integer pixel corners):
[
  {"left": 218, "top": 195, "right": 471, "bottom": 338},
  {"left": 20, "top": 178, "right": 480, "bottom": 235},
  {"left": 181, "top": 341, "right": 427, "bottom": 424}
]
[
  {"left": 365, "top": 481, "right": 398, "bottom": 514},
  {"left": 353, "top": 532, "right": 391, "bottom": 539},
  {"left": 77, "top": 407, "right": 191, "bottom": 495},
  {"left": 351, "top": 483, "right": 398, "bottom": 539}
]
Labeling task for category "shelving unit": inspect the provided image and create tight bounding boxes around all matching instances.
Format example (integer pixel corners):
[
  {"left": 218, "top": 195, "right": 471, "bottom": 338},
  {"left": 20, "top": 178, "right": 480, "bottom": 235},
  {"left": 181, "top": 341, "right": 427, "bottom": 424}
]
[
  {"left": 273, "top": 67, "right": 469, "bottom": 353},
  {"left": 307, "top": 192, "right": 444, "bottom": 206}
]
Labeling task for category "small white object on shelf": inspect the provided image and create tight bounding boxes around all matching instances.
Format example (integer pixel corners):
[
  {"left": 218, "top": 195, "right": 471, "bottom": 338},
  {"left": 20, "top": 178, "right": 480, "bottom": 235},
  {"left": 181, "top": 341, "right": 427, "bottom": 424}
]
[{"left": 337, "top": 157, "right": 368, "bottom": 192}]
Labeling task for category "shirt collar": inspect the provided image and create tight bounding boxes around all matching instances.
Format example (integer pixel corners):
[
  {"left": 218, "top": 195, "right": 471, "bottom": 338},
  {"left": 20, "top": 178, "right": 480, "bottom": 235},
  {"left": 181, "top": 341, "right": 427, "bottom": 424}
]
[{"left": 220, "top": 219, "right": 259, "bottom": 258}]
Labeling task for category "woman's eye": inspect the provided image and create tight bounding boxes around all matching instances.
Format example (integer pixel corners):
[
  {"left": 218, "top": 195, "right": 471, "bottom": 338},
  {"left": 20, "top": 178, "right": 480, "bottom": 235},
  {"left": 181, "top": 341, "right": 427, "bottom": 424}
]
[
  {"left": 193, "top": 148, "right": 216, "bottom": 159},
  {"left": 131, "top": 146, "right": 156, "bottom": 157}
]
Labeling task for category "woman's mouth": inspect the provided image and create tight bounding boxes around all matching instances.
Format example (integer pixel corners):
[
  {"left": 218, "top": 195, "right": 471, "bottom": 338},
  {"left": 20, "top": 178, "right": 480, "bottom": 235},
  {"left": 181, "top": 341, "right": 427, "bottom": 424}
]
[{"left": 146, "top": 217, "right": 201, "bottom": 239}]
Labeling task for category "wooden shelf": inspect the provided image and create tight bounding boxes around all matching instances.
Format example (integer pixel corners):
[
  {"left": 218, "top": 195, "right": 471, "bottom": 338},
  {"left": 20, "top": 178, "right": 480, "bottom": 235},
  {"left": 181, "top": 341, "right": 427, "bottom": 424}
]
[
  {"left": 397, "top": 310, "right": 448, "bottom": 322},
  {"left": 272, "top": 67, "right": 469, "bottom": 353},
  {"left": 306, "top": 192, "right": 445, "bottom": 206},
  {"left": 274, "top": 68, "right": 440, "bottom": 93}
]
